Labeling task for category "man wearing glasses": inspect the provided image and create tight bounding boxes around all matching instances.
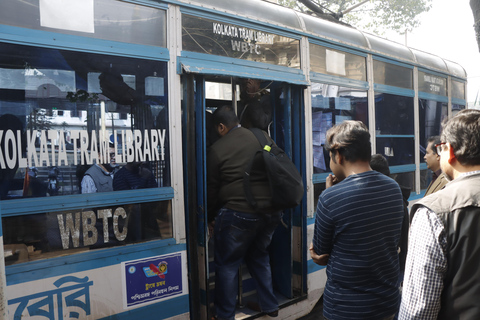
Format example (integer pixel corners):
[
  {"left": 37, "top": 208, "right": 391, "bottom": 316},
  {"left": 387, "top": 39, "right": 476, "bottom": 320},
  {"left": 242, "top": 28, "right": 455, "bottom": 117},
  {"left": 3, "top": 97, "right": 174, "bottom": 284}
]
[
  {"left": 423, "top": 136, "right": 449, "bottom": 197},
  {"left": 399, "top": 109, "right": 480, "bottom": 319}
]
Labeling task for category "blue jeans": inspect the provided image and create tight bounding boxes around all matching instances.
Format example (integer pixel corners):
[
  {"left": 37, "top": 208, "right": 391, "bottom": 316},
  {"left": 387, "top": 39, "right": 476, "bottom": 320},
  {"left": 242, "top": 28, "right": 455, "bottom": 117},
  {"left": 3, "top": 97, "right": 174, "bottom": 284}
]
[{"left": 214, "top": 208, "right": 282, "bottom": 320}]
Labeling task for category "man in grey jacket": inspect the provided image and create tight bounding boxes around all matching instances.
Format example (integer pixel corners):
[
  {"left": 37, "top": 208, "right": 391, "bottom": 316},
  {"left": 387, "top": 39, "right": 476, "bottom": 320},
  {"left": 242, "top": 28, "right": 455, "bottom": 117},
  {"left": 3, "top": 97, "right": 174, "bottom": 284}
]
[{"left": 400, "top": 109, "right": 480, "bottom": 319}]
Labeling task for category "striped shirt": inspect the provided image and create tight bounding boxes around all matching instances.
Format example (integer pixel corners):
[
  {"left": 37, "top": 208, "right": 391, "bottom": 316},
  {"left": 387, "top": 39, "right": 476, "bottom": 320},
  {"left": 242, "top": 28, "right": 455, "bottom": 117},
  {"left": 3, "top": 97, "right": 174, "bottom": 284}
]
[{"left": 313, "top": 170, "right": 404, "bottom": 320}]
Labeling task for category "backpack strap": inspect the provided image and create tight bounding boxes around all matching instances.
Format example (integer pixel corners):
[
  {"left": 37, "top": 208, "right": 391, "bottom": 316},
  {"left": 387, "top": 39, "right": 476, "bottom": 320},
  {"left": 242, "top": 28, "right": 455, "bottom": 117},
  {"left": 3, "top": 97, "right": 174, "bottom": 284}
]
[
  {"left": 244, "top": 149, "right": 262, "bottom": 210},
  {"left": 249, "top": 128, "right": 270, "bottom": 149},
  {"left": 243, "top": 128, "right": 272, "bottom": 211}
]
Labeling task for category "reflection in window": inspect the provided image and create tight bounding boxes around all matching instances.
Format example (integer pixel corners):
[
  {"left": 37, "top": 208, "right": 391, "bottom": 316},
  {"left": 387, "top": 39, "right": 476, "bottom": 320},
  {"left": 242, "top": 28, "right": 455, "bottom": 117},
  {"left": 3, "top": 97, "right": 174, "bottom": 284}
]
[
  {"left": 0, "top": 0, "right": 166, "bottom": 47},
  {"left": 0, "top": 42, "right": 170, "bottom": 200},
  {"left": 311, "top": 83, "right": 368, "bottom": 173},
  {"left": 0, "top": 42, "right": 174, "bottom": 264},
  {"left": 390, "top": 171, "right": 414, "bottom": 193},
  {"left": 3, "top": 200, "right": 173, "bottom": 266},
  {"left": 451, "top": 80, "right": 466, "bottom": 100},
  {"left": 375, "top": 93, "right": 414, "bottom": 165},
  {"left": 373, "top": 60, "right": 412, "bottom": 89},
  {"left": 182, "top": 15, "right": 300, "bottom": 68},
  {"left": 310, "top": 43, "right": 366, "bottom": 81},
  {"left": 418, "top": 99, "right": 447, "bottom": 159}
]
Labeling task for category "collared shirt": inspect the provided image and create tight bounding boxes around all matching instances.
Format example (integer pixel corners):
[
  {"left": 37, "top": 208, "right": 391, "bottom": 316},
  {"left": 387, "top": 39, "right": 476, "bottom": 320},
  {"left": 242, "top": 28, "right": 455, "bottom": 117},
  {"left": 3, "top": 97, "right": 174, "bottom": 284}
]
[{"left": 398, "top": 207, "right": 447, "bottom": 320}]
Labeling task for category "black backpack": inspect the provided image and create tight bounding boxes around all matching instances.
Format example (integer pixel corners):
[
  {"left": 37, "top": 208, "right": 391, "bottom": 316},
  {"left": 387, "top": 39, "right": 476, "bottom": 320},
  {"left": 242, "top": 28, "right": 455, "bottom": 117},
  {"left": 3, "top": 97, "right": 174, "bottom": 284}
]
[{"left": 244, "top": 128, "right": 304, "bottom": 211}]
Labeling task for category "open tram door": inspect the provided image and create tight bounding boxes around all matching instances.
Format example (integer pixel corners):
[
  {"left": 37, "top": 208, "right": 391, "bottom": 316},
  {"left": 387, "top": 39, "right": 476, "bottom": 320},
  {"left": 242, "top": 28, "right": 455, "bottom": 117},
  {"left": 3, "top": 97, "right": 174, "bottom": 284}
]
[{"left": 182, "top": 74, "right": 306, "bottom": 320}]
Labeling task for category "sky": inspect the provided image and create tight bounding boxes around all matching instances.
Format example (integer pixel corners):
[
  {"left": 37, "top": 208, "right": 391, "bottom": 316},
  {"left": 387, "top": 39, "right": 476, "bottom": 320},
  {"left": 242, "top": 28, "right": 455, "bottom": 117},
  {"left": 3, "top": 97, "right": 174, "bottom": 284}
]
[{"left": 383, "top": 0, "right": 480, "bottom": 106}]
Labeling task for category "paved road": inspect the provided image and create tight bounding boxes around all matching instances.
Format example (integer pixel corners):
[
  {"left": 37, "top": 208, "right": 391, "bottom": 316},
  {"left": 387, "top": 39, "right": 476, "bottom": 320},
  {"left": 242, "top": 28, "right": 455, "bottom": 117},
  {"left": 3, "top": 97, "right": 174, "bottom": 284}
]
[{"left": 296, "top": 297, "right": 324, "bottom": 320}]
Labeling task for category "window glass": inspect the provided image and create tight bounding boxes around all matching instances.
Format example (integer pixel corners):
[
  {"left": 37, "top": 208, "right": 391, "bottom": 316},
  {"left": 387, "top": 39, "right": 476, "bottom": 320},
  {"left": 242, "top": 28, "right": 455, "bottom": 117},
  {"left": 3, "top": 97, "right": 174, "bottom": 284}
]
[
  {"left": 182, "top": 15, "right": 300, "bottom": 69},
  {"left": 1, "top": 42, "right": 172, "bottom": 264},
  {"left": 375, "top": 93, "right": 414, "bottom": 165},
  {"left": 373, "top": 60, "right": 413, "bottom": 89},
  {"left": 418, "top": 99, "right": 447, "bottom": 162},
  {"left": 0, "top": 42, "right": 170, "bottom": 200},
  {"left": 313, "top": 182, "right": 326, "bottom": 208},
  {"left": 375, "top": 93, "right": 414, "bottom": 135},
  {"left": 390, "top": 171, "right": 414, "bottom": 192},
  {"left": 451, "top": 80, "right": 466, "bottom": 100},
  {"left": 420, "top": 169, "right": 431, "bottom": 190},
  {"left": 0, "top": 0, "right": 166, "bottom": 47},
  {"left": 376, "top": 137, "right": 414, "bottom": 166},
  {"left": 418, "top": 71, "right": 446, "bottom": 96},
  {"left": 310, "top": 43, "right": 366, "bottom": 81},
  {"left": 311, "top": 83, "right": 368, "bottom": 173},
  {"left": 3, "top": 200, "right": 172, "bottom": 266},
  {"left": 452, "top": 103, "right": 466, "bottom": 116}
]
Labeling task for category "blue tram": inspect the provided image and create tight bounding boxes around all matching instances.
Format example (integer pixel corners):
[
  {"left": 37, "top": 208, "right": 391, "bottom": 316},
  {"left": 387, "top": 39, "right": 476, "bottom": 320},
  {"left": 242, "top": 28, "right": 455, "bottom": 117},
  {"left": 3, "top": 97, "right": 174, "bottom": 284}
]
[{"left": 0, "top": 0, "right": 467, "bottom": 319}]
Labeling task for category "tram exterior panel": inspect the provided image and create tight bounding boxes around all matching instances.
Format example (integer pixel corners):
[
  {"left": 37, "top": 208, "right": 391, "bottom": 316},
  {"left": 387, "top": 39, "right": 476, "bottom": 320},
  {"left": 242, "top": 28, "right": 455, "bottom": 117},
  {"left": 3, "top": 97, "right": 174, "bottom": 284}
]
[{"left": 0, "top": 0, "right": 467, "bottom": 319}]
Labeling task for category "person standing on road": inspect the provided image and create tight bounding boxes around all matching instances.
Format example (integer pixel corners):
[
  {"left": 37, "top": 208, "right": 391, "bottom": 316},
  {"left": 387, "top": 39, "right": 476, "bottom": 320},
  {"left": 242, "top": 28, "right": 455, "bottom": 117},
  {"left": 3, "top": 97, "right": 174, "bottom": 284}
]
[
  {"left": 423, "top": 135, "right": 449, "bottom": 197},
  {"left": 399, "top": 109, "right": 480, "bottom": 319},
  {"left": 310, "top": 121, "right": 404, "bottom": 320}
]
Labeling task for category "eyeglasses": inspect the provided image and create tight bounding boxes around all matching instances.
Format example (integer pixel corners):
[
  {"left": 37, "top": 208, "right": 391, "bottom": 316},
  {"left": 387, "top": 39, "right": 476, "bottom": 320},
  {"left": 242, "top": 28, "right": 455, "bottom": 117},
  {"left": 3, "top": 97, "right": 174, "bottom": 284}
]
[{"left": 435, "top": 142, "right": 447, "bottom": 154}]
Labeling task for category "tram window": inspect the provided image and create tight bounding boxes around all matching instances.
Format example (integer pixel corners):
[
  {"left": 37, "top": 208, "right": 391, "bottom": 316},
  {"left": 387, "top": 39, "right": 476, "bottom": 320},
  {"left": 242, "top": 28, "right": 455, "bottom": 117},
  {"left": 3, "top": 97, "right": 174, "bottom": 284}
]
[
  {"left": 311, "top": 83, "right": 368, "bottom": 173},
  {"left": 310, "top": 43, "right": 366, "bottom": 81},
  {"left": 375, "top": 93, "right": 414, "bottom": 136},
  {"left": 390, "top": 171, "right": 414, "bottom": 193},
  {"left": 2, "top": 200, "right": 173, "bottom": 266},
  {"left": 0, "top": 42, "right": 170, "bottom": 200},
  {"left": 373, "top": 60, "right": 413, "bottom": 89},
  {"left": 182, "top": 15, "right": 300, "bottom": 68},
  {"left": 452, "top": 104, "right": 466, "bottom": 116},
  {"left": 313, "top": 182, "right": 326, "bottom": 205},
  {"left": 420, "top": 169, "right": 431, "bottom": 190},
  {"left": 418, "top": 71, "right": 446, "bottom": 96},
  {"left": 451, "top": 80, "right": 466, "bottom": 100},
  {"left": 0, "top": 0, "right": 166, "bottom": 47},
  {"left": 376, "top": 137, "right": 414, "bottom": 166},
  {"left": 418, "top": 99, "right": 447, "bottom": 163}
]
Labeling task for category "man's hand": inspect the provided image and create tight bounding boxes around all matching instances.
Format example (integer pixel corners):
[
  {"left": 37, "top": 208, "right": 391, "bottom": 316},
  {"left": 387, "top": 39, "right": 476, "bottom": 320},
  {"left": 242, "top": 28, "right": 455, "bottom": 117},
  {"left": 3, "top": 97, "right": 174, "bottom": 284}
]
[
  {"left": 326, "top": 174, "right": 339, "bottom": 189},
  {"left": 309, "top": 243, "right": 330, "bottom": 266}
]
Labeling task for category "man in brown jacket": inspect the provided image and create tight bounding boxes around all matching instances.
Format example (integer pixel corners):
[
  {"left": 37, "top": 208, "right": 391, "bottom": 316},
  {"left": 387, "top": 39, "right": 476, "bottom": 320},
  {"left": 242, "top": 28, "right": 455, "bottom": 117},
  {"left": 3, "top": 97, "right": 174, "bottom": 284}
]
[{"left": 424, "top": 135, "right": 449, "bottom": 196}]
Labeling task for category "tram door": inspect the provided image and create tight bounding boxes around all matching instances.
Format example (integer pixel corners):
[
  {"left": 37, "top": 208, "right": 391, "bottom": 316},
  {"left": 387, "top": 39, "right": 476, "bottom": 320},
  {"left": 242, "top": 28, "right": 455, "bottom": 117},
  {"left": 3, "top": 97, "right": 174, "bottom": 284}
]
[{"left": 183, "top": 74, "right": 303, "bottom": 319}]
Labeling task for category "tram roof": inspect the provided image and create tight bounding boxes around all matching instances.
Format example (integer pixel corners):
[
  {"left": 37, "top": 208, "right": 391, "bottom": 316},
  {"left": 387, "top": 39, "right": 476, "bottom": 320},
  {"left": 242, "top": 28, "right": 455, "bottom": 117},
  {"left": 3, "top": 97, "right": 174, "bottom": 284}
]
[{"left": 179, "top": 0, "right": 467, "bottom": 79}]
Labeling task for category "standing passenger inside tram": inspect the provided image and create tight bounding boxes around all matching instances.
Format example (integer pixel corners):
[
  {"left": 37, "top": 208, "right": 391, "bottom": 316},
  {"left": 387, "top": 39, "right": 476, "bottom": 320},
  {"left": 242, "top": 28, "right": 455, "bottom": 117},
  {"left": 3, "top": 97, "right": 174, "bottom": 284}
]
[{"left": 207, "top": 105, "right": 281, "bottom": 320}]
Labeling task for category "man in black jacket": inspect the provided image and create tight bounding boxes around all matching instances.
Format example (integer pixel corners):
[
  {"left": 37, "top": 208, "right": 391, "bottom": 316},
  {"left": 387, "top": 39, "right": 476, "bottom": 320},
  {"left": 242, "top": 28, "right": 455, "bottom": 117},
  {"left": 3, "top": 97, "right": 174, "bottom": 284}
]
[{"left": 207, "top": 105, "right": 281, "bottom": 320}]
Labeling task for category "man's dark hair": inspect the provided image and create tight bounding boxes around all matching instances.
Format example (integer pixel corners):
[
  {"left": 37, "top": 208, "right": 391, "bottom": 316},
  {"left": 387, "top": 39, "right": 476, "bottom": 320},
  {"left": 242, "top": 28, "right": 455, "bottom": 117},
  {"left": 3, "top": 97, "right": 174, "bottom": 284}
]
[
  {"left": 324, "top": 120, "right": 371, "bottom": 162},
  {"left": 441, "top": 109, "right": 480, "bottom": 166},
  {"left": 427, "top": 135, "right": 441, "bottom": 155},
  {"left": 370, "top": 154, "right": 390, "bottom": 176},
  {"left": 212, "top": 105, "right": 239, "bottom": 129},
  {"left": 240, "top": 101, "right": 271, "bottom": 131}
]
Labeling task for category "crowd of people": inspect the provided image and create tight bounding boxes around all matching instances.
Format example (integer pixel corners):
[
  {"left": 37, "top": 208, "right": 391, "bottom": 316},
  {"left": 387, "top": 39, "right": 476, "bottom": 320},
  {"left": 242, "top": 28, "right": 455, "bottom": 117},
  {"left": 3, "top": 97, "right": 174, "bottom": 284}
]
[
  {"left": 206, "top": 100, "right": 480, "bottom": 320},
  {"left": 310, "top": 109, "right": 480, "bottom": 320}
]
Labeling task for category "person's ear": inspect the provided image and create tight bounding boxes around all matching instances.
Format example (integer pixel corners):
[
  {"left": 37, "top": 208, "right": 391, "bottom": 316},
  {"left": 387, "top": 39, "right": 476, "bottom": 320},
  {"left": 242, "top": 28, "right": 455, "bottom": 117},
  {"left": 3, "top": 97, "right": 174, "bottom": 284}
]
[
  {"left": 446, "top": 143, "right": 456, "bottom": 164},
  {"left": 217, "top": 123, "right": 226, "bottom": 136},
  {"left": 336, "top": 152, "right": 344, "bottom": 165}
]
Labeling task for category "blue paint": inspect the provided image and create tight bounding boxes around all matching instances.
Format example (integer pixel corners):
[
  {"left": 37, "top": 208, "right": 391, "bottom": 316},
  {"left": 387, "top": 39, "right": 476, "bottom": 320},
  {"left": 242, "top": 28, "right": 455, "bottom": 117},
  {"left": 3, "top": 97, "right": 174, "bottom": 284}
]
[
  {"left": 98, "top": 294, "right": 190, "bottom": 320},
  {"left": 6, "top": 241, "right": 185, "bottom": 285}
]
